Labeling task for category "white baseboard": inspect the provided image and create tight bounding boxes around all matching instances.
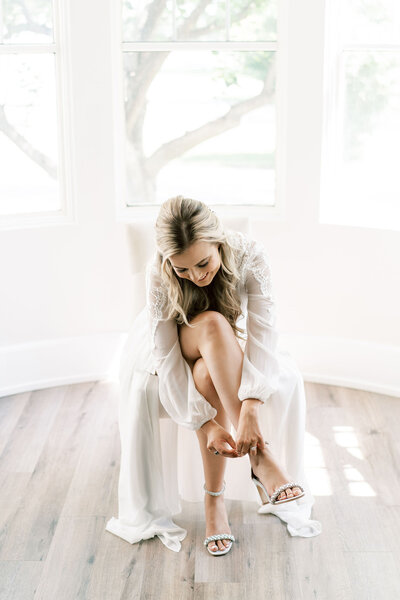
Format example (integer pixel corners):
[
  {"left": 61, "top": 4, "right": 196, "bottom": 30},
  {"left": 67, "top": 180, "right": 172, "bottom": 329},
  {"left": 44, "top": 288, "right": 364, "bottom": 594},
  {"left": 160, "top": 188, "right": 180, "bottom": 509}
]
[
  {"left": 279, "top": 333, "right": 400, "bottom": 398},
  {"left": 0, "top": 333, "right": 127, "bottom": 398},
  {"left": 1, "top": 332, "right": 399, "bottom": 399}
]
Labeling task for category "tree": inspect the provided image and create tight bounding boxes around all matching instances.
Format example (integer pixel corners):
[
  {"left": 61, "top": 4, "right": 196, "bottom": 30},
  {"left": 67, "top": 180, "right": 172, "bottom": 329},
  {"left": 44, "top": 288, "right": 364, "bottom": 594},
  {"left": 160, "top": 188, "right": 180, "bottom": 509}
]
[
  {"left": 1, "top": 0, "right": 390, "bottom": 204},
  {"left": 1, "top": 0, "right": 276, "bottom": 203}
]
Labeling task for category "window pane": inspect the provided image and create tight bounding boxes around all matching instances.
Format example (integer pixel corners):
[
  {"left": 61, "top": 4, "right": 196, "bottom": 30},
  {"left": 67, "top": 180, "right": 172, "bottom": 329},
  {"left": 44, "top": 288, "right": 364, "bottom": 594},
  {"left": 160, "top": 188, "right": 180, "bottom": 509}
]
[
  {"left": 122, "top": 0, "right": 173, "bottom": 42},
  {"left": 322, "top": 51, "right": 400, "bottom": 230},
  {"left": 0, "top": 54, "right": 59, "bottom": 215},
  {"left": 176, "top": 0, "right": 226, "bottom": 41},
  {"left": 1, "top": 0, "right": 53, "bottom": 44},
  {"left": 122, "top": 0, "right": 277, "bottom": 42},
  {"left": 339, "top": 0, "right": 399, "bottom": 44},
  {"left": 229, "top": 0, "right": 277, "bottom": 42},
  {"left": 123, "top": 50, "right": 276, "bottom": 206}
]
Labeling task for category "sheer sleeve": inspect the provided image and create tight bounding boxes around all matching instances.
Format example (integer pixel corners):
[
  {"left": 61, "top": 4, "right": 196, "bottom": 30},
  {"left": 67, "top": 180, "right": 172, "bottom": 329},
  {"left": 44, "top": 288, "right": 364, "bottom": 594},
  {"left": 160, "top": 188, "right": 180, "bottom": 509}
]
[
  {"left": 145, "top": 260, "right": 217, "bottom": 431},
  {"left": 237, "top": 239, "right": 281, "bottom": 404}
]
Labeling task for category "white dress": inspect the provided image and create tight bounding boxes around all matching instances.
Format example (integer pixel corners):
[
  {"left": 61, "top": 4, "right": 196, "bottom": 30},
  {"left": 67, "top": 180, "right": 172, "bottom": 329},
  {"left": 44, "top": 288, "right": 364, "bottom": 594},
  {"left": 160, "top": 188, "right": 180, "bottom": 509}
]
[{"left": 105, "top": 229, "right": 322, "bottom": 552}]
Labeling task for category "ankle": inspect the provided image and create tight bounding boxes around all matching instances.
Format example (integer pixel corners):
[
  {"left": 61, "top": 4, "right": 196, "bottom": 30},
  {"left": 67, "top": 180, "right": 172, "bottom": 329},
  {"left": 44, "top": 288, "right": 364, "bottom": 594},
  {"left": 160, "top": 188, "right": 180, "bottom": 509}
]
[
  {"left": 204, "top": 480, "right": 226, "bottom": 496},
  {"left": 205, "top": 491, "right": 225, "bottom": 501},
  {"left": 250, "top": 449, "right": 265, "bottom": 465}
]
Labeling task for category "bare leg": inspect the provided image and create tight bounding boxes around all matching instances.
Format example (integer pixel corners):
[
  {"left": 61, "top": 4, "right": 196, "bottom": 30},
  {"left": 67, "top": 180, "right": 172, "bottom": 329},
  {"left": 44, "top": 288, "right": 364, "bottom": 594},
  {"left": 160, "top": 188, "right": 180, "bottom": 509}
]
[
  {"left": 180, "top": 311, "right": 303, "bottom": 502},
  {"left": 179, "top": 312, "right": 244, "bottom": 429},
  {"left": 191, "top": 358, "right": 233, "bottom": 553}
]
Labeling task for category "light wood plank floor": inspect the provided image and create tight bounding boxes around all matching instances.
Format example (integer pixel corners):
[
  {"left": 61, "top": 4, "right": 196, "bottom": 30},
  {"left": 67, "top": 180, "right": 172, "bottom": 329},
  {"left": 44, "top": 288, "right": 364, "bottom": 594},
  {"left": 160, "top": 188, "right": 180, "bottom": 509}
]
[{"left": 0, "top": 381, "right": 399, "bottom": 600}]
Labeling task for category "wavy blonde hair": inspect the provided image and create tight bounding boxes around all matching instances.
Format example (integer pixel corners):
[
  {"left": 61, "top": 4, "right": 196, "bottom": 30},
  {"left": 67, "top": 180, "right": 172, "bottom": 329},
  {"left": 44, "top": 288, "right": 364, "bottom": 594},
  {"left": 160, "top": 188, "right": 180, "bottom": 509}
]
[{"left": 154, "top": 195, "right": 246, "bottom": 341}]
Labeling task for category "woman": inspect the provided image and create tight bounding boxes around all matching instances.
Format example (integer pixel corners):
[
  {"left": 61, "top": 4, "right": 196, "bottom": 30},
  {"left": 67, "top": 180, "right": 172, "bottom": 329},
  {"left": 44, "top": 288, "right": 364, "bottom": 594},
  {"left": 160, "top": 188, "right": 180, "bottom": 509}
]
[{"left": 106, "top": 195, "right": 321, "bottom": 554}]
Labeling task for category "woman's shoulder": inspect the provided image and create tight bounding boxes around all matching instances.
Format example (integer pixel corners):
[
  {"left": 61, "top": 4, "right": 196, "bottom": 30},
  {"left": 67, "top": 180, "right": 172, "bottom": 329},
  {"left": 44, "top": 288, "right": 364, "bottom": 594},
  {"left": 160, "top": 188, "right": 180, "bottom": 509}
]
[
  {"left": 145, "top": 250, "right": 164, "bottom": 280},
  {"left": 226, "top": 229, "right": 272, "bottom": 291},
  {"left": 145, "top": 251, "right": 168, "bottom": 301},
  {"left": 226, "top": 228, "right": 267, "bottom": 265},
  {"left": 225, "top": 228, "right": 251, "bottom": 262}
]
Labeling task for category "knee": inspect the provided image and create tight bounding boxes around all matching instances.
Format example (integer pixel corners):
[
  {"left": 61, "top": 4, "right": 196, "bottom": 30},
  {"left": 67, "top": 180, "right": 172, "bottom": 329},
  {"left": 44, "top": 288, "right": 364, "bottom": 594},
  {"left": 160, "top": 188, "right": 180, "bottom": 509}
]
[
  {"left": 194, "top": 310, "right": 229, "bottom": 338},
  {"left": 192, "top": 357, "right": 214, "bottom": 390}
]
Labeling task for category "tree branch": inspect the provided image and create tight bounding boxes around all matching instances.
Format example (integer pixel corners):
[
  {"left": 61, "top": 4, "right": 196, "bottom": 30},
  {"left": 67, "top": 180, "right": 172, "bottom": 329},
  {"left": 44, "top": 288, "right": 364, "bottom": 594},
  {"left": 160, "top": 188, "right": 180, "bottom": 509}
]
[
  {"left": 139, "top": 0, "right": 168, "bottom": 41},
  {"left": 124, "top": 0, "right": 264, "bottom": 135},
  {"left": 5, "top": 0, "right": 52, "bottom": 37},
  {"left": 126, "top": 52, "right": 170, "bottom": 136},
  {"left": 187, "top": 0, "right": 255, "bottom": 40},
  {"left": 125, "top": 0, "right": 213, "bottom": 133},
  {"left": 176, "top": 0, "right": 213, "bottom": 37},
  {"left": 145, "top": 63, "right": 275, "bottom": 175},
  {"left": 0, "top": 105, "right": 57, "bottom": 179}
]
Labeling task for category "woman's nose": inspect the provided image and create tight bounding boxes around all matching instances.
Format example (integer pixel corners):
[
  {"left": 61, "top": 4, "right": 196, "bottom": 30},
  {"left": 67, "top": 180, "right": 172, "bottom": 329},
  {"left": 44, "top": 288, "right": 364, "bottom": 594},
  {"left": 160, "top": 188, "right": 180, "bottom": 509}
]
[{"left": 191, "top": 270, "right": 203, "bottom": 282}]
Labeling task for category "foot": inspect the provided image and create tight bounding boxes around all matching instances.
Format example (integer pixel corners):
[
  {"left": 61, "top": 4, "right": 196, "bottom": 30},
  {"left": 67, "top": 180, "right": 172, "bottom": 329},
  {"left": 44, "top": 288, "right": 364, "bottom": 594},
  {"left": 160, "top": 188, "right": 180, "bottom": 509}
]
[
  {"left": 204, "top": 491, "right": 232, "bottom": 553},
  {"left": 249, "top": 446, "right": 303, "bottom": 501}
]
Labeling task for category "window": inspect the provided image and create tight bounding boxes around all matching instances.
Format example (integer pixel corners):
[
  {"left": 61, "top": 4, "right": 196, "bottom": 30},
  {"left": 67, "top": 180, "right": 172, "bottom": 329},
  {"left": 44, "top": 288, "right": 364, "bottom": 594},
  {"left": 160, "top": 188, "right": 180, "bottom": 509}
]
[
  {"left": 0, "top": 0, "right": 72, "bottom": 224},
  {"left": 119, "top": 0, "right": 282, "bottom": 211},
  {"left": 321, "top": 0, "right": 400, "bottom": 231}
]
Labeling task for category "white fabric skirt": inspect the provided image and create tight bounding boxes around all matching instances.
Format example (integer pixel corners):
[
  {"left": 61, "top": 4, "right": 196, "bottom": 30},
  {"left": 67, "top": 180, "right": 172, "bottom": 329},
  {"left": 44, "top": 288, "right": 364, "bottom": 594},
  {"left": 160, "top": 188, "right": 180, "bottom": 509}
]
[{"left": 105, "top": 306, "right": 322, "bottom": 551}]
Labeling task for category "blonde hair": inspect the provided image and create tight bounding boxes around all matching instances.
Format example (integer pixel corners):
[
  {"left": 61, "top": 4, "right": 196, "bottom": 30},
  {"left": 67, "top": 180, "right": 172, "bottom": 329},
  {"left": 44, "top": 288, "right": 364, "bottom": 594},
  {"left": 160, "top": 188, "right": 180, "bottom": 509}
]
[{"left": 154, "top": 194, "right": 246, "bottom": 341}]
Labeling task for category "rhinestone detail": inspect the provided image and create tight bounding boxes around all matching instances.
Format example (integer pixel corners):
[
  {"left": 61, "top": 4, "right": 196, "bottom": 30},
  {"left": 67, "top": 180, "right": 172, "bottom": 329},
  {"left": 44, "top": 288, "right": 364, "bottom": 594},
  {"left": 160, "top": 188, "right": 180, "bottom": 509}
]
[
  {"left": 270, "top": 482, "right": 305, "bottom": 503},
  {"left": 203, "top": 533, "right": 235, "bottom": 546},
  {"left": 203, "top": 480, "right": 226, "bottom": 496}
]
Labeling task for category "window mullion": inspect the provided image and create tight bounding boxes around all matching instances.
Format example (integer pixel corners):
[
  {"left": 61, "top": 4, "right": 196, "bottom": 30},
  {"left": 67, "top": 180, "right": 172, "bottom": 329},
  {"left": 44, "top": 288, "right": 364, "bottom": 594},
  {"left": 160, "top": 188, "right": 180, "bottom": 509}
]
[
  {"left": 172, "top": 0, "right": 176, "bottom": 41},
  {"left": 226, "top": 0, "right": 230, "bottom": 41},
  {"left": 122, "top": 41, "right": 277, "bottom": 52}
]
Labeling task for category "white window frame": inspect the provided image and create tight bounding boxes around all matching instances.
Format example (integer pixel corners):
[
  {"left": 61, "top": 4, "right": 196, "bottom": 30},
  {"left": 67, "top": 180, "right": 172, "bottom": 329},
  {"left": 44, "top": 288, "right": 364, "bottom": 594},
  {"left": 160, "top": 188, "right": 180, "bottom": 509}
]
[
  {"left": 0, "top": 0, "right": 76, "bottom": 231},
  {"left": 320, "top": 0, "right": 400, "bottom": 231},
  {"left": 111, "top": 0, "right": 289, "bottom": 222}
]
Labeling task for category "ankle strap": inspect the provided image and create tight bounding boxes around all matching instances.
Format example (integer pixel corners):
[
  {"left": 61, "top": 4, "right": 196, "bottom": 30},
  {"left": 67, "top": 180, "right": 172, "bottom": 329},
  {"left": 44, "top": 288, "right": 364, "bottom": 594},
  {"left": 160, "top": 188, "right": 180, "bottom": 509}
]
[{"left": 203, "top": 480, "right": 226, "bottom": 496}]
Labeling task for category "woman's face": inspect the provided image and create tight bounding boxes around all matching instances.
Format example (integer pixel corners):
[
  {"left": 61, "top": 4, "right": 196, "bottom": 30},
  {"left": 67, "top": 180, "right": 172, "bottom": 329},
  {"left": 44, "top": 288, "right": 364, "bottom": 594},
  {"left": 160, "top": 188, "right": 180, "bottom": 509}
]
[{"left": 169, "top": 240, "right": 221, "bottom": 286}]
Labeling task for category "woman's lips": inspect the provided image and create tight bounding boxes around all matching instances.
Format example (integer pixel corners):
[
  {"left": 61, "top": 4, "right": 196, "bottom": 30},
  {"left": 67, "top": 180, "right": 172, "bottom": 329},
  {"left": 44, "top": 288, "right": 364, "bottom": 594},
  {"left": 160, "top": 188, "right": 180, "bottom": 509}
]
[{"left": 198, "top": 272, "right": 209, "bottom": 282}]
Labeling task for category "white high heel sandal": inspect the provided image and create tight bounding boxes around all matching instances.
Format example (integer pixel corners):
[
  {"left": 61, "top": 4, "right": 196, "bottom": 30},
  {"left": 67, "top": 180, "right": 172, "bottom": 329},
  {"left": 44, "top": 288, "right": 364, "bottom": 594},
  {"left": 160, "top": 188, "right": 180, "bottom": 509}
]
[
  {"left": 250, "top": 440, "right": 306, "bottom": 505},
  {"left": 203, "top": 480, "right": 235, "bottom": 556},
  {"left": 251, "top": 467, "right": 306, "bottom": 505}
]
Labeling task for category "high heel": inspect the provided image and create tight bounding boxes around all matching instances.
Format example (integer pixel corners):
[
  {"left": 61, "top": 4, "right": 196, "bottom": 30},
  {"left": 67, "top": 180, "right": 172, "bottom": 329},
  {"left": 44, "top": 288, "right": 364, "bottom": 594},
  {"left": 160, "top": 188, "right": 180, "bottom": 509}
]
[
  {"left": 251, "top": 467, "right": 306, "bottom": 505},
  {"left": 203, "top": 480, "right": 235, "bottom": 556}
]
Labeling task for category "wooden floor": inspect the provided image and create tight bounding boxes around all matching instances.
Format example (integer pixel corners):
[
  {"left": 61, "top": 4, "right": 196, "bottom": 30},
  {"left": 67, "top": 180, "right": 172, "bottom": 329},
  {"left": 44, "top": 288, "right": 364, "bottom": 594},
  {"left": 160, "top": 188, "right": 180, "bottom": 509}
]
[{"left": 0, "top": 380, "right": 400, "bottom": 600}]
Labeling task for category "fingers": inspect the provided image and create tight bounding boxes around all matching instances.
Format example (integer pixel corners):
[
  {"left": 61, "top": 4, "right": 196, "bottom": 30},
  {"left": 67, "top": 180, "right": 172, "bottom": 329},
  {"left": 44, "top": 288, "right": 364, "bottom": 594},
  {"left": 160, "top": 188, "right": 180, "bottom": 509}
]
[
  {"left": 226, "top": 435, "right": 237, "bottom": 450},
  {"left": 218, "top": 441, "right": 239, "bottom": 458},
  {"left": 209, "top": 448, "right": 238, "bottom": 458},
  {"left": 208, "top": 434, "right": 241, "bottom": 458},
  {"left": 250, "top": 444, "right": 258, "bottom": 457},
  {"left": 208, "top": 442, "right": 239, "bottom": 458},
  {"left": 236, "top": 437, "right": 267, "bottom": 456},
  {"left": 221, "top": 449, "right": 240, "bottom": 457},
  {"left": 236, "top": 439, "right": 254, "bottom": 456}
]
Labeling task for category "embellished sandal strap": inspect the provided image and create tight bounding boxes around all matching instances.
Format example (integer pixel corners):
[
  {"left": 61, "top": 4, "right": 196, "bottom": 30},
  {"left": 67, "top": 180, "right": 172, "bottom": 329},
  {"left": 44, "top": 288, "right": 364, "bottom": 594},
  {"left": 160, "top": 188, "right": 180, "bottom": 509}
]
[
  {"left": 203, "top": 480, "right": 226, "bottom": 496},
  {"left": 270, "top": 482, "right": 305, "bottom": 503},
  {"left": 203, "top": 533, "right": 235, "bottom": 546}
]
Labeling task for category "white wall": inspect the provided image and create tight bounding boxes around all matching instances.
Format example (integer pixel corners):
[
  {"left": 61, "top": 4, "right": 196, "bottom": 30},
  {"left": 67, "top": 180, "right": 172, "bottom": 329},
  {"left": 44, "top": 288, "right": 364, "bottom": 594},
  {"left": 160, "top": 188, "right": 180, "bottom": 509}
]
[{"left": 1, "top": 0, "right": 399, "bottom": 398}]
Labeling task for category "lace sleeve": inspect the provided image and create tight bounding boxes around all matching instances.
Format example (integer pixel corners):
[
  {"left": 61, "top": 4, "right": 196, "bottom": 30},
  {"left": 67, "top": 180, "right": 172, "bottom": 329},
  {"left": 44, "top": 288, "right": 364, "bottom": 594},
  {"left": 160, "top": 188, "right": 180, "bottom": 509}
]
[
  {"left": 236, "top": 236, "right": 280, "bottom": 403},
  {"left": 145, "top": 260, "right": 171, "bottom": 369},
  {"left": 145, "top": 259, "right": 217, "bottom": 430}
]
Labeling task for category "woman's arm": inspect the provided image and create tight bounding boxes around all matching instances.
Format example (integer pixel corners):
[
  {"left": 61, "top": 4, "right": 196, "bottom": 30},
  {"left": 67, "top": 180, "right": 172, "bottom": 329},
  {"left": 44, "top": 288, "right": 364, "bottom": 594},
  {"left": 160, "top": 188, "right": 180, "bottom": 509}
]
[
  {"left": 237, "top": 238, "right": 281, "bottom": 406},
  {"left": 146, "top": 261, "right": 218, "bottom": 431}
]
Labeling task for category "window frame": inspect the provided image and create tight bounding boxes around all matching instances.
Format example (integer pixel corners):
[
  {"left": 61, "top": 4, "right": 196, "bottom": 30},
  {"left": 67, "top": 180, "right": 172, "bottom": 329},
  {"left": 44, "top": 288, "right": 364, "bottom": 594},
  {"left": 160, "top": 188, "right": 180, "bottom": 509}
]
[
  {"left": 0, "top": 0, "right": 77, "bottom": 231},
  {"left": 112, "top": 0, "right": 289, "bottom": 222},
  {"left": 320, "top": 0, "right": 400, "bottom": 231}
]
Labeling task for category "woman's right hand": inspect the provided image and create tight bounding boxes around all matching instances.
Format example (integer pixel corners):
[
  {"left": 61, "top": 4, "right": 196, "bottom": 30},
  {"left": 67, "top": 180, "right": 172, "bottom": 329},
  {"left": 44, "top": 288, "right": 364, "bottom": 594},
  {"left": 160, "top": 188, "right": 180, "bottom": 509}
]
[{"left": 201, "top": 419, "right": 240, "bottom": 458}]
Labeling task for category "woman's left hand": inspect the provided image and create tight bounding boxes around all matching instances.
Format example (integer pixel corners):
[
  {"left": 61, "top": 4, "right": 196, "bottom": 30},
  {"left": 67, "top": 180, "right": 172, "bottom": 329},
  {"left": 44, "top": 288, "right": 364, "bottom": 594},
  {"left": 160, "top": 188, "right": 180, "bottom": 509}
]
[{"left": 235, "top": 407, "right": 267, "bottom": 457}]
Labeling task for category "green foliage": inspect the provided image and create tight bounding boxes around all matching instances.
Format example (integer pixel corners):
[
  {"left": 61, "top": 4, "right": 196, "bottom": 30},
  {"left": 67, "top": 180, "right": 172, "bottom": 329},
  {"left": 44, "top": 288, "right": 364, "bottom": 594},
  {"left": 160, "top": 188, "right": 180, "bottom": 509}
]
[
  {"left": 344, "top": 53, "right": 394, "bottom": 161},
  {"left": 211, "top": 51, "right": 274, "bottom": 89},
  {"left": 348, "top": 0, "right": 391, "bottom": 26},
  {"left": 3, "top": 0, "right": 52, "bottom": 34}
]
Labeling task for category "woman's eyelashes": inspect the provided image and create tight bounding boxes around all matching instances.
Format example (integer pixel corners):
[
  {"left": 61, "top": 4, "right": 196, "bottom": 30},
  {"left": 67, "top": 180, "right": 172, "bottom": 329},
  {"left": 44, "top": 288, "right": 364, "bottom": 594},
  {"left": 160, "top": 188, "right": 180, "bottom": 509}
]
[{"left": 176, "top": 261, "right": 209, "bottom": 274}]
